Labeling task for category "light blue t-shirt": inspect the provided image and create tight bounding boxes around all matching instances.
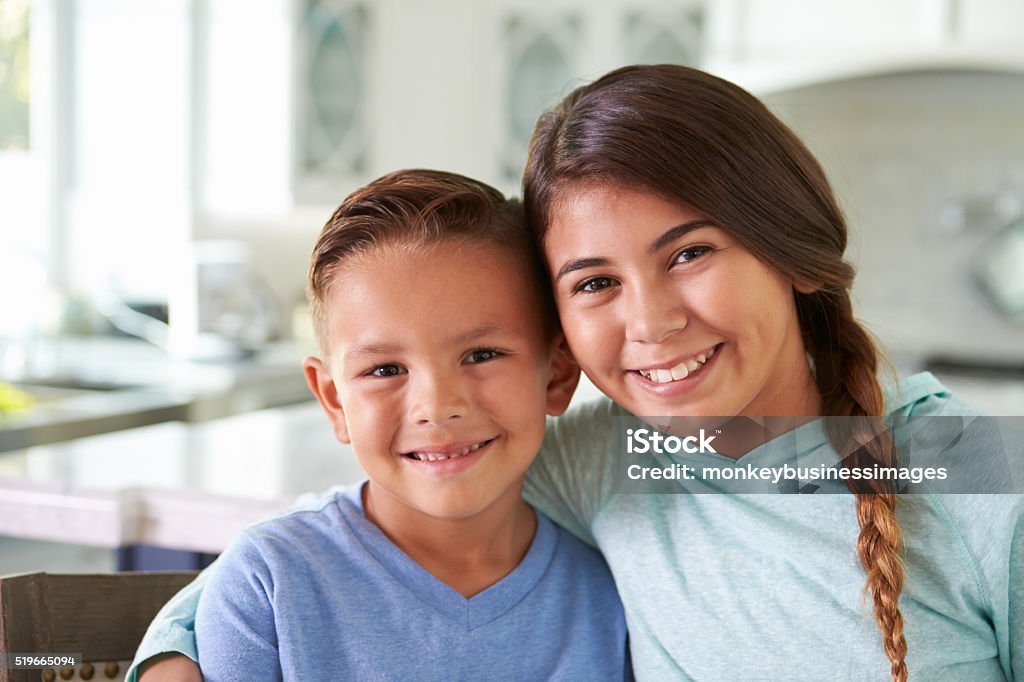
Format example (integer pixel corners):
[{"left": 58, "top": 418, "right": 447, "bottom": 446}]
[
  {"left": 523, "top": 373, "right": 1022, "bottom": 680},
  {"left": 192, "top": 484, "right": 629, "bottom": 681}
]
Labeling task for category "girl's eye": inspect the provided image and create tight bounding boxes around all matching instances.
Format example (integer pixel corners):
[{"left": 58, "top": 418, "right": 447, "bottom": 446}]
[
  {"left": 368, "top": 364, "right": 405, "bottom": 378},
  {"left": 466, "top": 348, "right": 503, "bottom": 364},
  {"left": 574, "top": 276, "right": 616, "bottom": 294},
  {"left": 674, "top": 245, "right": 713, "bottom": 264}
]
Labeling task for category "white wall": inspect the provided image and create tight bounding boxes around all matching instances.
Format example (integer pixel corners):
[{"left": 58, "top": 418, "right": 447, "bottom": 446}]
[{"left": 765, "top": 70, "right": 1024, "bottom": 363}]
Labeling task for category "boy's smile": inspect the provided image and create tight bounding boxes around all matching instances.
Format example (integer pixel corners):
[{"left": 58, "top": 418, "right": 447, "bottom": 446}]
[{"left": 304, "top": 240, "right": 576, "bottom": 530}]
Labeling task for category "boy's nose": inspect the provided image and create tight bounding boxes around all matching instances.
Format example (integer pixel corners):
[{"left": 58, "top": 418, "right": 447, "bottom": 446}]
[
  {"left": 624, "top": 281, "right": 688, "bottom": 344},
  {"left": 409, "top": 374, "right": 469, "bottom": 426}
]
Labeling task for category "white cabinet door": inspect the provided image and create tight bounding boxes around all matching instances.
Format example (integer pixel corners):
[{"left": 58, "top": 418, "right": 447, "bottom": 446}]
[
  {"left": 957, "top": 0, "right": 1024, "bottom": 45},
  {"left": 706, "top": 0, "right": 1024, "bottom": 93}
]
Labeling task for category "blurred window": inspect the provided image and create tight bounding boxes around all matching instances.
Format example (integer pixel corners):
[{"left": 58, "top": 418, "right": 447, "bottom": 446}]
[{"left": 0, "top": 0, "right": 49, "bottom": 348}]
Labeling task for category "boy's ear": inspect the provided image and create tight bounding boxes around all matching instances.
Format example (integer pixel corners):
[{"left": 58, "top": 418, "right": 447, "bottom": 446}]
[
  {"left": 545, "top": 334, "right": 580, "bottom": 417},
  {"left": 303, "top": 356, "right": 351, "bottom": 444}
]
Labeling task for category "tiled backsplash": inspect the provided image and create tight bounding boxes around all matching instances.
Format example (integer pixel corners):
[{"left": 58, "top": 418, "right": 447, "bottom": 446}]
[{"left": 764, "top": 70, "right": 1024, "bottom": 363}]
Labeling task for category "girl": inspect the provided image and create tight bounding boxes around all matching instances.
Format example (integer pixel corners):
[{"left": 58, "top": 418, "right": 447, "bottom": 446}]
[{"left": 520, "top": 64, "right": 1021, "bottom": 681}]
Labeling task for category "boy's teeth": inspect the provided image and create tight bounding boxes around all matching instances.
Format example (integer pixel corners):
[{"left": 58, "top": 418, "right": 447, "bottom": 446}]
[
  {"left": 410, "top": 440, "right": 486, "bottom": 462},
  {"left": 640, "top": 347, "right": 716, "bottom": 384}
]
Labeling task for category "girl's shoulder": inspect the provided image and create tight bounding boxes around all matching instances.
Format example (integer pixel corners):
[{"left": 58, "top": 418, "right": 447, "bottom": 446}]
[
  {"left": 884, "top": 371, "right": 963, "bottom": 417},
  {"left": 890, "top": 374, "right": 1024, "bottom": 586}
]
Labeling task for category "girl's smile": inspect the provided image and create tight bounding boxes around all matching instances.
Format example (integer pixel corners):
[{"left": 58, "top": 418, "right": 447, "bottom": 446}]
[{"left": 629, "top": 342, "right": 721, "bottom": 398}]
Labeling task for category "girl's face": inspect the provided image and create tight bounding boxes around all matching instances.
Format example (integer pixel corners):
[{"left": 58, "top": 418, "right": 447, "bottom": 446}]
[{"left": 545, "top": 184, "right": 821, "bottom": 419}]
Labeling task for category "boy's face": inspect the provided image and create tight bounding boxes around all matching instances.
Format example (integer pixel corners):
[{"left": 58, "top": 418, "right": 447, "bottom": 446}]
[{"left": 305, "top": 240, "right": 578, "bottom": 524}]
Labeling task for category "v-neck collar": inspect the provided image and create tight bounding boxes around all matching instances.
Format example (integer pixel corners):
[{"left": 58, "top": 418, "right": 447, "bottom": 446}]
[{"left": 336, "top": 484, "right": 558, "bottom": 630}]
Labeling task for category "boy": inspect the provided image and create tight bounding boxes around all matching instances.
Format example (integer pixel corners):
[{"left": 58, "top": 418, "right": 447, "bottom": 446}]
[{"left": 131, "top": 170, "right": 629, "bottom": 681}]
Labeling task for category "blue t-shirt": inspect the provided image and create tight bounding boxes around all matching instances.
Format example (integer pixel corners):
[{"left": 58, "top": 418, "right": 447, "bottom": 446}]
[{"left": 194, "top": 484, "right": 630, "bottom": 681}]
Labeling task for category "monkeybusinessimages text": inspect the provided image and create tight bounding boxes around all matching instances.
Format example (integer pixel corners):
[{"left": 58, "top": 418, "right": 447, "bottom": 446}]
[{"left": 624, "top": 428, "right": 949, "bottom": 486}]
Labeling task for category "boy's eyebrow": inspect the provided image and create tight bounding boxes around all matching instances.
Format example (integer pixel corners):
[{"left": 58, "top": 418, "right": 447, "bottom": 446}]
[
  {"left": 451, "top": 324, "right": 508, "bottom": 345},
  {"left": 343, "top": 325, "right": 511, "bottom": 360},
  {"left": 344, "top": 342, "right": 401, "bottom": 359}
]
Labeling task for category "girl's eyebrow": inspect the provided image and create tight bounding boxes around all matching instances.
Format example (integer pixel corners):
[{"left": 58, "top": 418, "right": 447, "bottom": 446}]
[
  {"left": 649, "top": 220, "right": 717, "bottom": 254},
  {"left": 554, "top": 219, "right": 718, "bottom": 284},
  {"left": 555, "top": 257, "right": 610, "bottom": 283}
]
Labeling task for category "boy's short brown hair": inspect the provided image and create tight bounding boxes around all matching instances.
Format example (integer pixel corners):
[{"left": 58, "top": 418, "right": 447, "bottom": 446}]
[{"left": 308, "top": 169, "right": 558, "bottom": 351}]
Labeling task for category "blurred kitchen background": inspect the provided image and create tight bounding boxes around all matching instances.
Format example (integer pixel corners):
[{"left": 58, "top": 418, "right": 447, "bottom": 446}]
[{"left": 1, "top": 0, "right": 1023, "bottom": 574}]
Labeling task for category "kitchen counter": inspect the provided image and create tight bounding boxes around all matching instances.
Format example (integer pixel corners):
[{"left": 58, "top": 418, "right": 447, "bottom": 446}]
[
  {"left": 0, "top": 335, "right": 316, "bottom": 452},
  {"left": 0, "top": 402, "right": 365, "bottom": 554}
]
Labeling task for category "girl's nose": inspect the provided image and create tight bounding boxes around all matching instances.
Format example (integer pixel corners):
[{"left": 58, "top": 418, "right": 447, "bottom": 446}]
[{"left": 624, "top": 281, "right": 688, "bottom": 344}]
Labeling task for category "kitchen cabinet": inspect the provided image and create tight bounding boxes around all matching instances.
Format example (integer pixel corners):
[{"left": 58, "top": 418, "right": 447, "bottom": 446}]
[
  {"left": 198, "top": 0, "right": 705, "bottom": 210},
  {"left": 48, "top": 0, "right": 1024, "bottom": 328},
  {"left": 195, "top": 0, "right": 1024, "bottom": 213},
  {"left": 706, "top": 0, "right": 1024, "bottom": 93}
]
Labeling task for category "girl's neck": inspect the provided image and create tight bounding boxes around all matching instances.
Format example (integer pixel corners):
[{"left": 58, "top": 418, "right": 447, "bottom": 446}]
[
  {"left": 663, "top": 376, "right": 823, "bottom": 459},
  {"left": 361, "top": 482, "right": 537, "bottom": 598},
  {"left": 700, "top": 415, "right": 820, "bottom": 459}
]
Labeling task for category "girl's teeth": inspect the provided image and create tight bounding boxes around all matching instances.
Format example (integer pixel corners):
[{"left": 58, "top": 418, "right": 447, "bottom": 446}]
[{"left": 640, "top": 346, "right": 716, "bottom": 384}]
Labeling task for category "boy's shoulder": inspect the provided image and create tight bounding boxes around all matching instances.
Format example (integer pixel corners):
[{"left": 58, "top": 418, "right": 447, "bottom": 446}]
[
  {"left": 250, "top": 484, "right": 357, "bottom": 534},
  {"left": 220, "top": 485, "right": 364, "bottom": 572}
]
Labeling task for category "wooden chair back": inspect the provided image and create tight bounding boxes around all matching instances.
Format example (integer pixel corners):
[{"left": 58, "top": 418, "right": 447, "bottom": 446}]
[{"left": 0, "top": 571, "right": 198, "bottom": 682}]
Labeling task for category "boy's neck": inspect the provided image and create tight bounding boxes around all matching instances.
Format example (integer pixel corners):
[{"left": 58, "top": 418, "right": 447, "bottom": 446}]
[{"left": 361, "top": 481, "right": 537, "bottom": 599}]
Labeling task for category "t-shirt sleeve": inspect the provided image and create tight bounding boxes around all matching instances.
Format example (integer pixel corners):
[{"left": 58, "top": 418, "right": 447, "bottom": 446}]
[
  {"left": 523, "top": 397, "right": 625, "bottom": 547},
  {"left": 126, "top": 568, "right": 209, "bottom": 682},
  {"left": 909, "top": 381, "right": 1024, "bottom": 680},
  {"left": 126, "top": 488, "right": 343, "bottom": 682},
  {"left": 194, "top": 532, "right": 283, "bottom": 682}
]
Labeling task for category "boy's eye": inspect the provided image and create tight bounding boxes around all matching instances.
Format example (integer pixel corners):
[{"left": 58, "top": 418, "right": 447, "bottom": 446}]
[
  {"left": 673, "top": 245, "right": 713, "bottom": 264},
  {"left": 368, "top": 364, "right": 405, "bottom": 378},
  {"left": 574, "top": 276, "right": 616, "bottom": 294},
  {"left": 465, "top": 348, "right": 503, "bottom": 364}
]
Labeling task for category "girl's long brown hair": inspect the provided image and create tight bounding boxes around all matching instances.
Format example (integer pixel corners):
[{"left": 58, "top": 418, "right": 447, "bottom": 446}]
[{"left": 523, "top": 64, "right": 907, "bottom": 681}]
